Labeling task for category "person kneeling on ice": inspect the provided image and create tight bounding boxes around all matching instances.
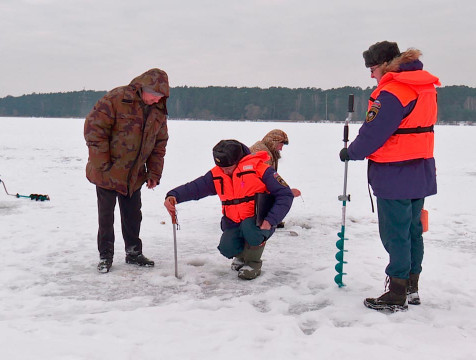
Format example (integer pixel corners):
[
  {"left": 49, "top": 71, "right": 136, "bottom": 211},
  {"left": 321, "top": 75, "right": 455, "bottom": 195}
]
[{"left": 164, "top": 139, "right": 294, "bottom": 280}]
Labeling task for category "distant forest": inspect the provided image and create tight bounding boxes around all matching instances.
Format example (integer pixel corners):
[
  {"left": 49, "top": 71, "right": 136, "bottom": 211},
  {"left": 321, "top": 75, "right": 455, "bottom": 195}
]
[{"left": 1, "top": 85, "right": 475, "bottom": 123}]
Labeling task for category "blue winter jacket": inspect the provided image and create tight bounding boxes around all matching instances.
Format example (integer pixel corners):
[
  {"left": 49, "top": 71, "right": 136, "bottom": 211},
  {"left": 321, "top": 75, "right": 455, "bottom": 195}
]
[
  {"left": 347, "top": 60, "right": 437, "bottom": 200},
  {"left": 166, "top": 144, "right": 294, "bottom": 230}
]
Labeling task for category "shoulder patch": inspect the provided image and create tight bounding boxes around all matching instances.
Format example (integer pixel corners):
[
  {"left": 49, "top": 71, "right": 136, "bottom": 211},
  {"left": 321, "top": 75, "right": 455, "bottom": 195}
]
[
  {"left": 366, "top": 101, "right": 381, "bottom": 123},
  {"left": 273, "top": 172, "right": 288, "bottom": 187}
]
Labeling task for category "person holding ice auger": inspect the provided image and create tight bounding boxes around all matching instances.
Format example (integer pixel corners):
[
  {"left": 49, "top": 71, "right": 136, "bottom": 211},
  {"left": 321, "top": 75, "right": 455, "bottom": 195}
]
[
  {"left": 339, "top": 41, "right": 439, "bottom": 312},
  {"left": 164, "top": 139, "right": 294, "bottom": 280}
]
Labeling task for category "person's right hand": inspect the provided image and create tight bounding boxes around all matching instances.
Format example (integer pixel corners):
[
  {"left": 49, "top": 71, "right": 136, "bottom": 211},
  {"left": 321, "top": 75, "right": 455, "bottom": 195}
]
[
  {"left": 164, "top": 196, "right": 177, "bottom": 222},
  {"left": 339, "top": 148, "right": 350, "bottom": 162},
  {"left": 260, "top": 219, "right": 272, "bottom": 230},
  {"left": 291, "top": 188, "right": 301, "bottom": 197}
]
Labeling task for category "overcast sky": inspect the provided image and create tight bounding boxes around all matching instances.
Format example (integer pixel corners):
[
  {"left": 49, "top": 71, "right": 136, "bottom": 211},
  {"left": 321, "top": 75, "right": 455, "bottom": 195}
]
[{"left": 0, "top": 0, "right": 474, "bottom": 98}]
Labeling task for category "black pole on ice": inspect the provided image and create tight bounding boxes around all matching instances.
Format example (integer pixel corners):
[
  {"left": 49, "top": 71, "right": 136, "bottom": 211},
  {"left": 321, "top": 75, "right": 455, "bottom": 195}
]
[
  {"left": 335, "top": 94, "right": 354, "bottom": 287},
  {"left": 0, "top": 177, "right": 50, "bottom": 201}
]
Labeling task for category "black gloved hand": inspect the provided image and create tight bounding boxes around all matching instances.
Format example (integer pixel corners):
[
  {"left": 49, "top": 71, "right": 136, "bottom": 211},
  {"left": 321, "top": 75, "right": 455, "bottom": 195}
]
[{"left": 339, "top": 147, "right": 350, "bottom": 162}]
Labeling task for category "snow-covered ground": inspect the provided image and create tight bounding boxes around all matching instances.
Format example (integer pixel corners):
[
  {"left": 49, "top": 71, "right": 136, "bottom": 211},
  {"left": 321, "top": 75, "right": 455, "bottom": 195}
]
[{"left": 1, "top": 118, "right": 475, "bottom": 359}]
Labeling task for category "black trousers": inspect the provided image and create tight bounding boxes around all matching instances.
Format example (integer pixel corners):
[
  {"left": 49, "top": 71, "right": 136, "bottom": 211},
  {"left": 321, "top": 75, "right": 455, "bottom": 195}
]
[{"left": 96, "top": 186, "right": 143, "bottom": 260}]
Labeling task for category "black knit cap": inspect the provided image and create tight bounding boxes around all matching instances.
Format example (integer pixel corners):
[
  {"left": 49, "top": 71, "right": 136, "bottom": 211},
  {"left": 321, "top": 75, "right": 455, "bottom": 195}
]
[
  {"left": 363, "top": 41, "right": 400, "bottom": 68},
  {"left": 213, "top": 139, "right": 244, "bottom": 167}
]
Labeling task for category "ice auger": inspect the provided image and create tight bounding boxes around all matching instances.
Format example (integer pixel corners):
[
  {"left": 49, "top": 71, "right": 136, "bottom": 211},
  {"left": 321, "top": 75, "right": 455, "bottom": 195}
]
[
  {"left": 335, "top": 94, "right": 354, "bottom": 287},
  {"left": 0, "top": 177, "right": 50, "bottom": 201}
]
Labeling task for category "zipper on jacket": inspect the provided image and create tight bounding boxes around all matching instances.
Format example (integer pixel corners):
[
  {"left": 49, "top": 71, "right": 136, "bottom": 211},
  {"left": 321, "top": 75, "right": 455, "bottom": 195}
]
[{"left": 126, "top": 105, "right": 149, "bottom": 196}]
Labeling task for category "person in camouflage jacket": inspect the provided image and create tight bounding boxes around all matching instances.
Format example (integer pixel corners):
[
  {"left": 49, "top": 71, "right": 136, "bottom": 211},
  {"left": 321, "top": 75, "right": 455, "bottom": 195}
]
[
  {"left": 250, "top": 129, "right": 301, "bottom": 229},
  {"left": 250, "top": 129, "right": 301, "bottom": 198},
  {"left": 84, "top": 68, "right": 169, "bottom": 273}
]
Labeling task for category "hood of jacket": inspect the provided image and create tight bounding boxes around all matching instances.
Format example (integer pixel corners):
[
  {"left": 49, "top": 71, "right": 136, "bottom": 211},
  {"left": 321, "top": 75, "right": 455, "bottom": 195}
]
[
  {"left": 381, "top": 49, "right": 421, "bottom": 74},
  {"left": 129, "top": 68, "right": 170, "bottom": 98},
  {"left": 380, "top": 49, "right": 440, "bottom": 87}
]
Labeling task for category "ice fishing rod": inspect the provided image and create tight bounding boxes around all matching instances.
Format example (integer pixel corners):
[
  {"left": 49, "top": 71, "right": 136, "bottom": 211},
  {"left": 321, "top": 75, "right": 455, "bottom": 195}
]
[
  {"left": 0, "top": 177, "right": 50, "bottom": 201},
  {"left": 172, "top": 210, "right": 180, "bottom": 279},
  {"left": 335, "top": 94, "right": 354, "bottom": 287}
]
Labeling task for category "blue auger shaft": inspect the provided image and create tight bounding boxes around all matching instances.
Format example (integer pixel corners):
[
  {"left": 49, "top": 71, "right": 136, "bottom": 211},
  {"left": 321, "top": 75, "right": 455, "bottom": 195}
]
[{"left": 335, "top": 94, "right": 354, "bottom": 287}]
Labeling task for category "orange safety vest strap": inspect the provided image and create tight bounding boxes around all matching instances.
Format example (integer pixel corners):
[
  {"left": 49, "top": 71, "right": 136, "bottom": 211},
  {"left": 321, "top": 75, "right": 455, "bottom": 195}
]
[
  {"left": 212, "top": 176, "right": 224, "bottom": 194},
  {"left": 393, "top": 125, "right": 434, "bottom": 135},
  {"left": 237, "top": 170, "right": 256, "bottom": 177},
  {"left": 222, "top": 195, "right": 255, "bottom": 206}
]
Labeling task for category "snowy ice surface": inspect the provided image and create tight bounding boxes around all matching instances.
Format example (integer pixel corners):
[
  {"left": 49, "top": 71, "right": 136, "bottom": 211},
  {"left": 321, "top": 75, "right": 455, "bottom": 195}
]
[{"left": 1, "top": 118, "right": 475, "bottom": 360}]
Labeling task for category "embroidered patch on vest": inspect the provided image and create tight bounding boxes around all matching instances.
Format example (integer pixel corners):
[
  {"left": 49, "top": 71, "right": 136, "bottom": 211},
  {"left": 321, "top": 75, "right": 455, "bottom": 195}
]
[
  {"left": 274, "top": 172, "right": 288, "bottom": 187},
  {"left": 366, "top": 100, "right": 381, "bottom": 123},
  {"left": 243, "top": 165, "right": 253, "bottom": 170}
]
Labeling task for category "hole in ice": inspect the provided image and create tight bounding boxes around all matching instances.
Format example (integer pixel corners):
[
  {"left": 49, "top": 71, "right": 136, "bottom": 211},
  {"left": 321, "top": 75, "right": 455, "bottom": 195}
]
[{"left": 187, "top": 258, "right": 206, "bottom": 267}]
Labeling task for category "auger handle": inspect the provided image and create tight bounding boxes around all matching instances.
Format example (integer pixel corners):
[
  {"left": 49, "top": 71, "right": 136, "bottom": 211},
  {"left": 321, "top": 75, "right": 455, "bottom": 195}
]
[
  {"left": 343, "top": 94, "right": 354, "bottom": 144},
  {"left": 347, "top": 94, "right": 355, "bottom": 113}
]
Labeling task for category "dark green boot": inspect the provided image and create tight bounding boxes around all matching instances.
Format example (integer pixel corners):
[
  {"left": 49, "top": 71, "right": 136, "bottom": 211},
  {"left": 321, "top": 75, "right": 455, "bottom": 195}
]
[
  {"left": 407, "top": 273, "right": 421, "bottom": 305},
  {"left": 238, "top": 243, "right": 266, "bottom": 280},
  {"left": 364, "top": 277, "right": 408, "bottom": 312}
]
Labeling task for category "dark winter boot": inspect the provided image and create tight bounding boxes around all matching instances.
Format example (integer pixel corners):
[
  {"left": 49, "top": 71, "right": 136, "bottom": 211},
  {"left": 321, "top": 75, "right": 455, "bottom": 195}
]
[
  {"left": 125, "top": 253, "right": 155, "bottom": 267},
  {"left": 364, "top": 277, "right": 408, "bottom": 312},
  {"left": 97, "top": 258, "right": 113, "bottom": 273},
  {"left": 407, "top": 273, "right": 421, "bottom": 305},
  {"left": 238, "top": 243, "right": 266, "bottom": 280},
  {"left": 231, "top": 254, "right": 245, "bottom": 271}
]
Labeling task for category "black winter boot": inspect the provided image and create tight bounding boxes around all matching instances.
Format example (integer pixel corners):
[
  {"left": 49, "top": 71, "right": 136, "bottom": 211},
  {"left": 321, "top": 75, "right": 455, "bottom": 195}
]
[
  {"left": 407, "top": 273, "right": 421, "bottom": 305},
  {"left": 97, "top": 258, "right": 113, "bottom": 273},
  {"left": 125, "top": 253, "right": 155, "bottom": 267},
  {"left": 364, "top": 277, "right": 408, "bottom": 312},
  {"left": 238, "top": 243, "right": 265, "bottom": 280}
]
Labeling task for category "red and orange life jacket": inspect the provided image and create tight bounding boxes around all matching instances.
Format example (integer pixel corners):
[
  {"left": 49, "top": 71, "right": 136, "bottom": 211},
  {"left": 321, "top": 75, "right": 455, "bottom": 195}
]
[
  {"left": 210, "top": 151, "right": 270, "bottom": 223},
  {"left": 367, "top": 70, "right": 440, "bottom": 163}
]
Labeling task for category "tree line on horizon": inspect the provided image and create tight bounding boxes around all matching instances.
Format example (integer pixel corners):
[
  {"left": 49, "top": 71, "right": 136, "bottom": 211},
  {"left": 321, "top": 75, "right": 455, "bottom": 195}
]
[{"left": 0, "top": 85, "right": 475, "bottom": 123}]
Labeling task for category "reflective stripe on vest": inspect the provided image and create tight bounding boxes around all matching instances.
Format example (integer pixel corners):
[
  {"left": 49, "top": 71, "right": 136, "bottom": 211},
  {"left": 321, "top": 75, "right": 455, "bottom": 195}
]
[{"left": 367, "top": 72, "right": 438, "bottom": 163}]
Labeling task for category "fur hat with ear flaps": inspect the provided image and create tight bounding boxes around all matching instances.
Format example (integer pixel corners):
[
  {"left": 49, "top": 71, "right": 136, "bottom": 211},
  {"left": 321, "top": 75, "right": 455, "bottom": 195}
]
[
  {"left": 262, "top": 129, "right": 289, "bottom": 146},
  {"left": 364, "top": 41, "right": 424, "bottom": 77},
  {"left": 363, "top": 41, "right": 401, "bottom": 68},
  {"left": 213, "top": 139, "right": 244, "bottom": 167}
]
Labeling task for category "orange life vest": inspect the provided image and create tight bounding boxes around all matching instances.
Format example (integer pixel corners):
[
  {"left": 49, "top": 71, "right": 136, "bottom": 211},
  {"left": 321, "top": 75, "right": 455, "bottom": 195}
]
[
  {"left": 367, "top": 70, "right": 440, "bottom": 163},
  {"left": 211, "top": 151, "right": 270, "bottom": 223}
]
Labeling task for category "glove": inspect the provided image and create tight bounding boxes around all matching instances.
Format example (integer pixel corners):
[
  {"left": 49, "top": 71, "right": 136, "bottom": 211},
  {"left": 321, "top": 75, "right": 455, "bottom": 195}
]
[{"left": 339, "top": 148, "right": 350, "bottom": 162}]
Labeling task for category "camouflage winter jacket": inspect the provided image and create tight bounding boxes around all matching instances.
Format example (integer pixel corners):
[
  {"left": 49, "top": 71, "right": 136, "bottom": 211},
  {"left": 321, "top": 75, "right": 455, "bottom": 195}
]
[
  {"left": 249, "top": 129, "right": 289, "bottom": 171},
  {"left": 84, "top": 68, "right": 169, "bottom": 196}
]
